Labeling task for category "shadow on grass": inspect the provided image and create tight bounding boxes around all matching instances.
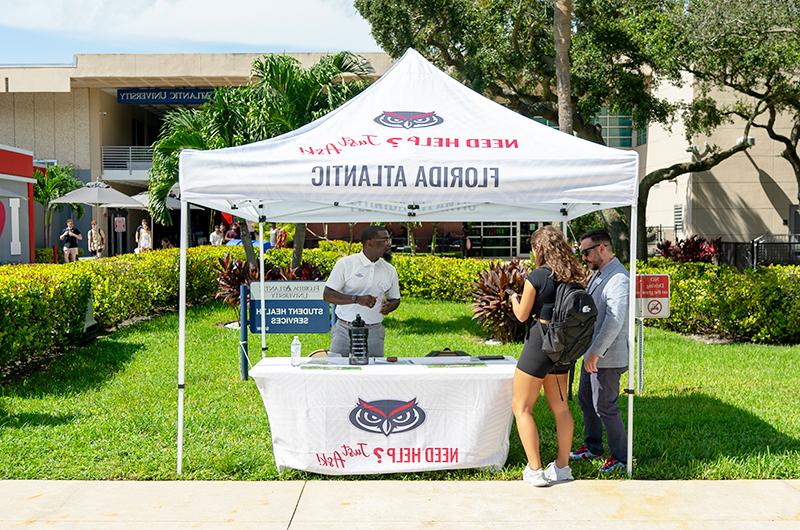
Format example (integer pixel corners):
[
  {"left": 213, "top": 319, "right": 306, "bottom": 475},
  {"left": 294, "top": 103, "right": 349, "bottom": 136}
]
[
  {"left": 0, "top": 411, "right": 79, "bottom": 429},
  {"left": 5, "top": 340, "right": 141, "bottom": 398},
  {"left": 384, "top": 315, "right": 482, "bottom": 336},
  {"left": 631, "top": 393, "right": 800, "bottom": 474}
]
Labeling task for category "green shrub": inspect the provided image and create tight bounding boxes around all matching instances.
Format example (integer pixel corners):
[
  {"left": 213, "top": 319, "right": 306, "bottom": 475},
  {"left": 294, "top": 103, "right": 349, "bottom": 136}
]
[
  {"left": 35, "top": 247, "right": 85, "bottom": 263},
  {"left": 5, "top": 248, "right": 794, "bottom": 376},
  {"left": 0, "top": 264, "right": 91, "bottom": 372},
  {"left": 638, "top": 258, "right": 800, "bottom": 344},
  {"left": 77, "top": 246, "right": 234, "bottom": 328},
  {"left": 317, "top": 239, "right": 362, "bottom": 255},
  {"left": 35, "top": 247, "right": 61, "bottom": 264},
  {"left": 392, "top": 254, "right": 492, "bottom": 302},
  {"left": 0, "top": 246, "right": 236, "bottom": 373}
]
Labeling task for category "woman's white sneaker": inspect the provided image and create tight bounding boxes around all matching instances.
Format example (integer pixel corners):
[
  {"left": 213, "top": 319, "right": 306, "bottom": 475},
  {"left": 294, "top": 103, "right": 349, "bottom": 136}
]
[
  {"left": 523, "top": 465, "right": 551, "bottom": 487},
  {"left": 544, "top": 461, "right": 574, "bottom": 483}
]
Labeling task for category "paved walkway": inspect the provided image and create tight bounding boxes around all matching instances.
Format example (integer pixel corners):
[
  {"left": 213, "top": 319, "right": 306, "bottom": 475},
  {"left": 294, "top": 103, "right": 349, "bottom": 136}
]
[{"left": 3, "top": 480, "right": 799, "bottom": 529}]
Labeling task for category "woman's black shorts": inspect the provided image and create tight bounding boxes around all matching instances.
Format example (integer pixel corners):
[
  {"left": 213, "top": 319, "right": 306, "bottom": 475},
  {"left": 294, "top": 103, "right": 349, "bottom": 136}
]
[{"left": 516, "top": 322, "right": 572, "bottom": 378}]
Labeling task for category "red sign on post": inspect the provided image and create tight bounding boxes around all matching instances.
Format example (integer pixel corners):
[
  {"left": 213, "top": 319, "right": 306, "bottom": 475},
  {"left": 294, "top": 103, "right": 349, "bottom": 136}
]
[{"left": 635, "top": 274, "right": 670, "bottom": 318}]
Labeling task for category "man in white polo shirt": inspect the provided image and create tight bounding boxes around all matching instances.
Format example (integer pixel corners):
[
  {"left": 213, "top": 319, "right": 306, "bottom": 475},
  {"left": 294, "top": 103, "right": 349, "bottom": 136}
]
[{"left": 323, "top": 226, "right": 401, "bottom": 357}]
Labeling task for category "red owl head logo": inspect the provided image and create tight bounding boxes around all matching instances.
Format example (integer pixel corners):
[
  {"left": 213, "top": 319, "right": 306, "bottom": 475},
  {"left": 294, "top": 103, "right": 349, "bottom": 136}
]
[
  {"left": 349, "top": 398, "right": 426, "bottom": 436},
  {"left": 374, "top": 111, "right": 444, "bottom": 129}
]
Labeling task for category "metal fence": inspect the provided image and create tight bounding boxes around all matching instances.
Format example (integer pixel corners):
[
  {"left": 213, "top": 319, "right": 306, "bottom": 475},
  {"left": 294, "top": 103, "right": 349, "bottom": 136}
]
[
  {"left": 719, "top": 236, "right": 800, "bottom": 270},
  {"left": 648, "top": 226, "right": 800, "bottom": 269}
]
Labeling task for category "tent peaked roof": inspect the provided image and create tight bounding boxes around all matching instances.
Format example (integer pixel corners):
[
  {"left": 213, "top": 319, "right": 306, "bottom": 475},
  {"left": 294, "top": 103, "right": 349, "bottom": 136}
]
[{"left": 179, "top": 48, "right": 639, "bottom": 222}]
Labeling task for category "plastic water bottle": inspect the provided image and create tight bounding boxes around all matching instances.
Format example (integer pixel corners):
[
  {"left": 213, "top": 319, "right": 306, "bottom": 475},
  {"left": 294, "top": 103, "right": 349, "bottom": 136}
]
[{"left": 290, "top": 336, "right": 302, "bottom": 366}]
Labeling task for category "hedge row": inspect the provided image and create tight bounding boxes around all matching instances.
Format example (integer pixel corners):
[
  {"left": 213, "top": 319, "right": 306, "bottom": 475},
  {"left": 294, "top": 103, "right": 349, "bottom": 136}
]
[
  {"left": 3, "top": 248, "right": 797, "bottom": 374},
  {"left": 258, "top": 249, "right": 492, "bottom": 301},
  {"left": 0, "top": 246, "right": 233, "bottom": 374},
  {"left": 638, "top": 257, "right": 800, "bottom": 344},
  {"left": 0, "top": 264, "right": 91, "bottom": 370}
]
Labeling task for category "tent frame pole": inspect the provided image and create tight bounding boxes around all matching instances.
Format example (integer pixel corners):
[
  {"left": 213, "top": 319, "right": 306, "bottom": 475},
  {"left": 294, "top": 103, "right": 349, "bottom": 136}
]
[
  {"left": 177, "top": 199, "right": 188, "bottom": 475},
  {"left": 626, "top": 203, "right": 638, "bottom": 477},
  {"left": 259, "top": 208, "right": 267, "bottom": 358}
]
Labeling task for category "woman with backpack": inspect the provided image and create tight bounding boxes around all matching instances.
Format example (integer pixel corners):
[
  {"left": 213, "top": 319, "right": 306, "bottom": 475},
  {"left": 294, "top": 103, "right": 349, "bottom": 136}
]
[{"left": 508, "top": 225, "right": 589, "bottom": 487}]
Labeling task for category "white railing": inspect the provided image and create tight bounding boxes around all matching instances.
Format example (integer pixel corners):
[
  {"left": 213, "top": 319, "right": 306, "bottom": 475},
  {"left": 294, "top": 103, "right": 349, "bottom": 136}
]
[{"left": 101, "top": 146, "right": 153, "bottom": 172}]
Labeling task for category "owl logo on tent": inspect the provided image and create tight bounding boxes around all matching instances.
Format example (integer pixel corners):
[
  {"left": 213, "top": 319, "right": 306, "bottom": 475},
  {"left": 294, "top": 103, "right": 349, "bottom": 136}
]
[
  {"left": 349, "top": 398, "right": 426, "bottom": 436},
  {"left": 374, "top": 111, "right": 444, "bottom": 129}
]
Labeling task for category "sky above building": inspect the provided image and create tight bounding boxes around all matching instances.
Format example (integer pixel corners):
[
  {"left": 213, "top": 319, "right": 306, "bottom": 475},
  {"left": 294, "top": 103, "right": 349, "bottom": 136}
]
[{"left": 0, "top": 0, "right": 381, "bottom": 65}]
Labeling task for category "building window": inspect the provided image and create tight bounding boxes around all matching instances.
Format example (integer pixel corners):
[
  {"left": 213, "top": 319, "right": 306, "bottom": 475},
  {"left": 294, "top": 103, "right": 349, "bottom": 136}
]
[
  {"left": 593, "top": 110, "right": 633, "bottom": 148},
  {"left": 534, "top": 109, "right": 644, "bottom": 147},
  {"left": 636, "top": 126, "right": 648, "bottom": 146},
  {"left": 674, "top": 205, "right": 684, "bottom": 233}
]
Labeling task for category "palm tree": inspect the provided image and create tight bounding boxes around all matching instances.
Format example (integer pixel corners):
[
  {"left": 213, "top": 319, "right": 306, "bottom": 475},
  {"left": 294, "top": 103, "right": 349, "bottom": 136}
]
[
  {"left": 249, "top": 52, "right": 373, "bottom": 267},
  {"left": 149, "top": 93, "right": 262, "bottom": 266},
  {"left": 148, "top": 52, "right": 374, "bottom": 269},
  {"left": 33, "top": 164, "right": 83, "bottom": 248}
]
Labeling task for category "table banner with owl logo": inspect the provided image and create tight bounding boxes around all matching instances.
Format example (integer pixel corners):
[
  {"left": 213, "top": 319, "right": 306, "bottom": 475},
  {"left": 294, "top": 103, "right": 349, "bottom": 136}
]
[{"left": 249, "top": 357, "right": 517, "bottom": 475}]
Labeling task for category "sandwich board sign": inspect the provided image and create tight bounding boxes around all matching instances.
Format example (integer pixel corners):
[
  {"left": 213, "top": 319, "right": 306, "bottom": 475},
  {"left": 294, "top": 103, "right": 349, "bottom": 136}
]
[{"left": 249, "top": 281, "right": 330, "bottom": 333}]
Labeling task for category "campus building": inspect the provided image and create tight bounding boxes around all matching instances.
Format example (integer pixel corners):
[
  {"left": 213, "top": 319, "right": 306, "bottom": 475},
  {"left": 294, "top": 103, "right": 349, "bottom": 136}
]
[
  {"left": 0, "top": 52, "right": 795, "bottom": 262},
  {"left": 644, "top": 77, "right": 799, "bottom": 248},
  {"left": 0, "top": 52, "right": 394, "bottom": 258}
]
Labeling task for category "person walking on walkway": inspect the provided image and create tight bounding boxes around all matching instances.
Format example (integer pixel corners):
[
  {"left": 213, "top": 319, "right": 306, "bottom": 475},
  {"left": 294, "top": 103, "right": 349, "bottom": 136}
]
[
  {"left": 509, "top": 225, "right": 588, "bottom": 486},
  {"left": 59, "top": 218, "right": 82, "bottom": 263},
  {"left": 571, "top": 229, "right": 630, "bottom": 474},
  {"left": 136, "top": 219, "right": 153, "bottom": 253},
  {"left": 88, "top": 219, "right": 106, "bottom": 258}
]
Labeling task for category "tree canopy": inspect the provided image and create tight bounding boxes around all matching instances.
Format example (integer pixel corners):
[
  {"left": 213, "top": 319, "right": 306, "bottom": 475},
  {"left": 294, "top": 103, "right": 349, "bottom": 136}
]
[
  {"left": 355, "top": 0, "right": 680, "bottom": 143},
  {"left": 357, "top": 0, "right": 799, "bottom": 257},
  {"left": 677, "top": 0, "right": 800, "bottom": 198}
]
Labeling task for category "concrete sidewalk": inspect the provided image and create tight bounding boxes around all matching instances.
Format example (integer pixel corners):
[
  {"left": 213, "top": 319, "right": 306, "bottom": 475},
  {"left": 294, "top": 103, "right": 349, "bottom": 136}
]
[{"left": 2, "top": 479, "right": 799, "bottom": 529}]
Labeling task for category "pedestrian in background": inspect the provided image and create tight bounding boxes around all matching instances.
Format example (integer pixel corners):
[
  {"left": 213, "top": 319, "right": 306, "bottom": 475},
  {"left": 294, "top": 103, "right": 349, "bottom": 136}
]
[
  {"left": 136, "top": 219, "right": 153, "bottom": 253},
  {"left": 59, "top": 218, "right": 82, "bottom": 263},
  {"left": 210, "top": 224, "right": 224, "bottom": 246},
  {"left": 88, "top": 219, "right": 105, "bottom": 258}
]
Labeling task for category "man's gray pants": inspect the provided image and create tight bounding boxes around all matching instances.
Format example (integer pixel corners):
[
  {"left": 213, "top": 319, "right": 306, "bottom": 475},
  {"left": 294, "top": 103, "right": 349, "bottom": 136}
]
[
  {"left": 329, "top": 319, "right": 386, "bottom": 357},
  {"left": 577, "top": 362, "right": 628, "bottom": 463}
]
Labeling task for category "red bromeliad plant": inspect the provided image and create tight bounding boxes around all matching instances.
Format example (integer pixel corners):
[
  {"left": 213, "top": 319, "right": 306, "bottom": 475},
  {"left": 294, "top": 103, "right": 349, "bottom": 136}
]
[
  {"left": 214, "top": 253, "right": 253, "bottom": 308},
  {"left": 214, "top": 253, "right": 323, "bottom": 309},
  {"left": 471, "top": 258, "right": 530, "bottom": 343},
  {"left": 657, "top": 235, "right": 721, "bottom": 263}
]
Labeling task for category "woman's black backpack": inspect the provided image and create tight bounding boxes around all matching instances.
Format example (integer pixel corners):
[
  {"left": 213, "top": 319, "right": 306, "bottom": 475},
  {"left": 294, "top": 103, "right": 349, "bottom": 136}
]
[{"left": 542, "top": 282, "right": 598, "bottom": 369}]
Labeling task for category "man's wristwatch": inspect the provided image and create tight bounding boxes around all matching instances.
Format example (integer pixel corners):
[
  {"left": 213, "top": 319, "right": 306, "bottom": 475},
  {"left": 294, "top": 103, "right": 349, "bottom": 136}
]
[{"left": 351, "top": 294, "right": 358, "bottom": 304}]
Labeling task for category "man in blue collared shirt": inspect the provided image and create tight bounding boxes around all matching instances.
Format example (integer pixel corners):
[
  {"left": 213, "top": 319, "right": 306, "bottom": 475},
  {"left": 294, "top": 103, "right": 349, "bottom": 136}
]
[{"left": 570, "top": 230, "right": 629, "bottom": 473}]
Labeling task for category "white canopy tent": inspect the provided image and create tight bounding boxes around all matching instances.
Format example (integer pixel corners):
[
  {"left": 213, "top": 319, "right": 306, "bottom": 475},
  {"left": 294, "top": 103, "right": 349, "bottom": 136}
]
[{"left": 177, "top": 49, "right": 640, "bottom": 475}]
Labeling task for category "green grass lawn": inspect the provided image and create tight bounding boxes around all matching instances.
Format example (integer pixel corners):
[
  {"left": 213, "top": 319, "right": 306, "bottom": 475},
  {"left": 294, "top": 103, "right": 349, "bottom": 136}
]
[{"left": 1, "top": 299, "right": 798, "bottom": 480}]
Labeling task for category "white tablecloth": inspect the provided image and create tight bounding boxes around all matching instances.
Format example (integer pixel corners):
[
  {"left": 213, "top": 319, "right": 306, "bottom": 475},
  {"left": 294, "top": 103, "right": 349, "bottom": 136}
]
[{"left": 249, "top": 356, "right": 517, "bottom": 475}]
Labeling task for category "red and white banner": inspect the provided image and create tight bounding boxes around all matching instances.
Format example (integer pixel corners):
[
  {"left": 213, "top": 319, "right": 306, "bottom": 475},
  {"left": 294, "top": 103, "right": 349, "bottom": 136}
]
[{"left": 249, "top": 357, "right": 516, "bottom": 475}]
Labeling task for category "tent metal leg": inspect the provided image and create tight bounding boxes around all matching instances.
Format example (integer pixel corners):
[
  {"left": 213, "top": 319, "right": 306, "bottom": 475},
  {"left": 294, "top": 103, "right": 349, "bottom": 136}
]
[
  {"left": 240, "top": 284, "right": 249, "bottom": 380},
  {"left": 626, "top": 203, "right": 638, "bottom": 477},
  {"left": 177, "top": 199, "right": 188, "bottom": 475},
  {"left": 259, "top": 218, "right": 266, "bottom": 358}
]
